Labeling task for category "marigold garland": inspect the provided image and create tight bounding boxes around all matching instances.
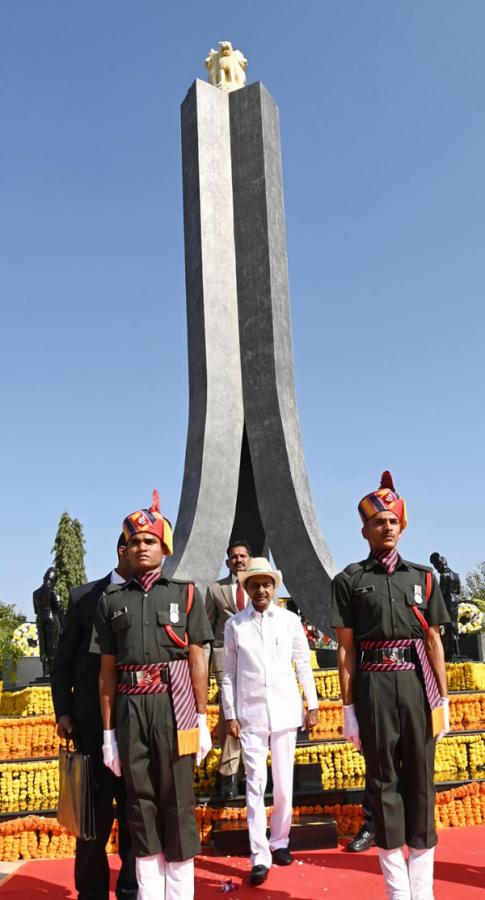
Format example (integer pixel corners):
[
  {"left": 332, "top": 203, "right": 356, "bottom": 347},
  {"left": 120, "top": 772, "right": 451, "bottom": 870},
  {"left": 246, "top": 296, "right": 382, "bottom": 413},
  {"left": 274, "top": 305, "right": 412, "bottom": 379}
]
[
  {"left": 0, "top": 716, "right": 58, "bottom": 759},
  {"left": 0, "top": 686, "right": 54, "bottom": 718},
  {"left": 0, "top": 663, "right": 484, "bottom": 860},
  {"left": 446, "top": 662, "right": 485, "bottom": 692},
  {"left": 0, "top": 760, "right": 59, "bottom": 814},
  {"left": 1, "top": 783, "right": 484, "bottom": 861}
]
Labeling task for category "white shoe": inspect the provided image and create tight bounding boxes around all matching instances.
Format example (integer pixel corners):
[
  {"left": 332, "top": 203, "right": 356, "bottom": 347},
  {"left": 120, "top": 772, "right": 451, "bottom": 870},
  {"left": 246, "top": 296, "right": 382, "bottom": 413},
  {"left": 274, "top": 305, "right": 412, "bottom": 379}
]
[
  {"left": 378, "top": 847, "right": 411, "bottom": 899},
  {"left": 408, "top": 847, "right": 434, "bottom": 900}
]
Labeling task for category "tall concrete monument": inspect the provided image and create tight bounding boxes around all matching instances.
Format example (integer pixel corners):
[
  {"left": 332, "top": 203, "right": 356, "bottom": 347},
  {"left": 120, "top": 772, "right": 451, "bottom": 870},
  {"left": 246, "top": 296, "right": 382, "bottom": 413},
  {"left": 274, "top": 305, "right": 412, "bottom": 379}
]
[{"left": 164, "top": 46, "right": 336, "bottom": 631}]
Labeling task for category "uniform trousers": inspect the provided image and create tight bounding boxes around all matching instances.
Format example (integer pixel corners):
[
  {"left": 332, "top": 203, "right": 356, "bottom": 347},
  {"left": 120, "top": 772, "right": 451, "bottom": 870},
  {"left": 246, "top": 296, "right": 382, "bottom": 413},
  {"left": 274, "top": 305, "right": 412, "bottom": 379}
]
[
  {"left": 75, "top": 734, "right": 137, "bottom": 900},
  {"left": 214, "top": 669, "right": 242, "bottom": 777},
  {"left": 115, "top": 693, "right": 200, "bottom": 862},
  {"left": 135, "top": 852, "right": 194, "bottom": 900},
  {"left": 355, "top": 669, "right": 436, "bottom": 850},
  {"left": 240, "top": 727, "right": 297, "bottom": 868}
]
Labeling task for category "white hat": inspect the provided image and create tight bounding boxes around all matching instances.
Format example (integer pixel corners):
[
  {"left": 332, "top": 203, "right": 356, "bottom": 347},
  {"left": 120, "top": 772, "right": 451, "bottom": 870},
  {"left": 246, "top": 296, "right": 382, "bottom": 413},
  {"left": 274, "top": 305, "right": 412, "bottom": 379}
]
[{"left": 238, "top": 557, "right": 282, "bottom": 591}]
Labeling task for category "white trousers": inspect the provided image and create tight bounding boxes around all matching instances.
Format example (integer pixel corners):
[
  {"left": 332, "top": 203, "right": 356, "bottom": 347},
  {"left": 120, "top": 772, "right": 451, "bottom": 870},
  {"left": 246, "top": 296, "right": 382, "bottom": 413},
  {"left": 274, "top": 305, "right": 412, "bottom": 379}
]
[
  {"left": 240, "top": 727, "right": 297, "bottom": 868},
  {"left": 378, "top": 847, "right": 411, "bottom": 900},
  {"left": 408, "top": 847, "right": 435, "bottom": 900},
  {"left": 136, "top": 853, "right": 194, "bottom": 900}
]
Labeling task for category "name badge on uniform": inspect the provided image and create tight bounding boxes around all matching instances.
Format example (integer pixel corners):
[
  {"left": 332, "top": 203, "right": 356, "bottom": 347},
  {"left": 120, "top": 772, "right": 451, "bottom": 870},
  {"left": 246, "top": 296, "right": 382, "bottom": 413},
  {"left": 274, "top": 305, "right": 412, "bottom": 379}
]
[
  {"left": 414, "top": 585, "right": 423, "bottom": 605},
  {"left": 170, "top": 603, "right": 179, "bottom": 624},
  {"left": 110, "top": 606, "right": 128, "bottom": 620}
]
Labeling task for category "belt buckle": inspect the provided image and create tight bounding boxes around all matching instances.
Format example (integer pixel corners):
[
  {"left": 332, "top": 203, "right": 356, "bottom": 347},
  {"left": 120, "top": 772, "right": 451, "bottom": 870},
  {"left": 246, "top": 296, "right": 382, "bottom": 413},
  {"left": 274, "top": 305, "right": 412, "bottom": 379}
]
[
  {"left": 136, "top": 671, "right": 154, "bottom": 687},
  {"left": 382, "top": 648, "right": 398, "bottom": 664}
]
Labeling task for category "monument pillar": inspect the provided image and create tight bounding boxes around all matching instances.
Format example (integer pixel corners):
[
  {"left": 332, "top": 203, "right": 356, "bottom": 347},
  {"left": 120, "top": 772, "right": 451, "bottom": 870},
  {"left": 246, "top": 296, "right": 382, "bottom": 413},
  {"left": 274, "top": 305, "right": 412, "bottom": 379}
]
[
  {"left": 230, "top": 82, "right": 335, "bottom": 629},
  {"left": 167, "top": 64, "right": 336, "bottom": 632},
  {"left": 164, "top": 81, "right": 244, "bottom": 586}
]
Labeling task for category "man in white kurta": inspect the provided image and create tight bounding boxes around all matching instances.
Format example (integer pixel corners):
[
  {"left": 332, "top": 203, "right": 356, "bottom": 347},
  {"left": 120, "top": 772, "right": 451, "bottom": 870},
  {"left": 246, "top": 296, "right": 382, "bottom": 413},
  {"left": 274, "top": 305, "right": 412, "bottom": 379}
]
[{"left": 221, "top": 558, "right": 319, "bottom": 887}]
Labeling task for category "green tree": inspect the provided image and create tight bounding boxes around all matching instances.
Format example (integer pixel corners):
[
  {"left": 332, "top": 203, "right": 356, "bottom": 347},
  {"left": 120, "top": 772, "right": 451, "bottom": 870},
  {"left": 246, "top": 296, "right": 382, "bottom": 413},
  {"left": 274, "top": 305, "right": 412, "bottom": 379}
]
[
  {"left": 0, "top": 601, "right": 26, "bottom": 671},
  {"left": 52, "top": 512, "right": 87, "bottom": 608},
  {"left": 462, "top": 561, "right": 485, "bottom": 616}
]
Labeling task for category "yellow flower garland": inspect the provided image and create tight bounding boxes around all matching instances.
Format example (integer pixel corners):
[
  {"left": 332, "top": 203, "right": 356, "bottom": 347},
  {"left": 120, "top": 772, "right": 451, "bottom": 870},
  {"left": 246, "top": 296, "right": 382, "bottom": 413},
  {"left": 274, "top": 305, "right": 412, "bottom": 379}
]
[{"left": 1, "top": 782, "right": 485, "bottom": 862}]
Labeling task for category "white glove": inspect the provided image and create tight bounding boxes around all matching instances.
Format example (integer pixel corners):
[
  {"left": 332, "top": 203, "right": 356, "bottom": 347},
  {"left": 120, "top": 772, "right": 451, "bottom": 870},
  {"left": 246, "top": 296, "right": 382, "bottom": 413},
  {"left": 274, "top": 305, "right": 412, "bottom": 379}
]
[
  {"left": 102, "top": 729, "right": 122, "bottom": 776},
  {"left": 436, "top": 697, "right": 450, "bottom": 740},
  {"left": 196, "top": 713, "right": 212, "bottom": 766},
  {"left": 343, "top": 704, "right": 361, "bottom": 750}
]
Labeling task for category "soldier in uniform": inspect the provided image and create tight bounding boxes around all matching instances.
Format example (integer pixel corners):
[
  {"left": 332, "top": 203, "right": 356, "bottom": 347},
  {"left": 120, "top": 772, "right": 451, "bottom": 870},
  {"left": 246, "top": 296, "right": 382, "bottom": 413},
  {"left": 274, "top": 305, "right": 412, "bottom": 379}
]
[
  {"left": 94, "top": 491, "right": 213, "bottom": 900},
  {"left": 332, "top": 472, "right": 450, "bottom": 900},
  {"left": 33, "top": 567, "right": 64, "bottom": 676}
]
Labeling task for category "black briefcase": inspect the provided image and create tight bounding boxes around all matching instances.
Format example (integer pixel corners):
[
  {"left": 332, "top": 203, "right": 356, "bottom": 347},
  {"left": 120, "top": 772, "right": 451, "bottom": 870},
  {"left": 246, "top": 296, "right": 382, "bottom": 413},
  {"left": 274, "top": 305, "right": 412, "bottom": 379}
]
[{"left": 57, "top": 743, "right": 96, "bottom": 840}]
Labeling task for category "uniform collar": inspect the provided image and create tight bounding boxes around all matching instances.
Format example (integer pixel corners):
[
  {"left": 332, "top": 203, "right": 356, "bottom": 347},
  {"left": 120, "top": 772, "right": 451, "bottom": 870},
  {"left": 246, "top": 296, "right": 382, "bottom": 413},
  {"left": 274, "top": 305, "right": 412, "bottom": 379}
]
[
  {"left": 110, "top": 569, "right": 126, "bottom": 585},
  {"left": 364, "top": 554, "right": 411, "bottom": 572},
  {"left": 120, "top": 574, "right": 169, "bottom": 590}
]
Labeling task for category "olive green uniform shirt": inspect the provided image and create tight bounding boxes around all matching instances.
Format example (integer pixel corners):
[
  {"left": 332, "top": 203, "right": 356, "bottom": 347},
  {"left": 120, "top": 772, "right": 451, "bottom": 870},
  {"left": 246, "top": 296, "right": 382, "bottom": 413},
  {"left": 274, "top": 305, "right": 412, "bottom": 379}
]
[
  {"left": 331, "top": 556, "right": 450, "bottom": 639},
  {"left": 94, "top": 576, "right": 213, "bottom": 663}
]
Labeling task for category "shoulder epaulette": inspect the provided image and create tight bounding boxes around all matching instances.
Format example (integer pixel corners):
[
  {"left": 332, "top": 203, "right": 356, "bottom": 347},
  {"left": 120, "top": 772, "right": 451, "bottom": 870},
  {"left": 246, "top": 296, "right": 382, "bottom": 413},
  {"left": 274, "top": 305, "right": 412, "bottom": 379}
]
[
  {"left": 105, "top": 582, "right": 126, "bottom": 594},
  {"left": 343, "top": 561, "right": 366, "bottom": 577}
]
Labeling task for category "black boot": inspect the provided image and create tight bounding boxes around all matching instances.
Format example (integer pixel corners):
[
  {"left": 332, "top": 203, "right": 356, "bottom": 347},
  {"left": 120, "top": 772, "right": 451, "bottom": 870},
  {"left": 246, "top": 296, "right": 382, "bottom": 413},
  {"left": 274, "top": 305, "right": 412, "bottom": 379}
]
[
  {"left": 218, "top": 773, "right": 239, "bottom": 801},
  {"left": 346, "top": 824, "right": 375, "bottom": 852}
]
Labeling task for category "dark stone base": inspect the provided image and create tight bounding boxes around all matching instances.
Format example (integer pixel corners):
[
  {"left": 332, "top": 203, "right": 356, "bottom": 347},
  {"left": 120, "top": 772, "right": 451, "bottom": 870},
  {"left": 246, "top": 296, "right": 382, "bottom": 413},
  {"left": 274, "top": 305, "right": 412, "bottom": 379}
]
[
  {"left": 293, "top": 763, "right": 322, "bottom": 793},
  {"left": 458, "top": 634, "right": 480, "bottom": 661},
  {"left": 2, "top": 658, "right": 44, "bottom": 690},
  {"left": 212, "top": 814, "right": 338, "bottom": 854},
  {"left": 315, "top": 649, "right": 337, "bottom": 668}
]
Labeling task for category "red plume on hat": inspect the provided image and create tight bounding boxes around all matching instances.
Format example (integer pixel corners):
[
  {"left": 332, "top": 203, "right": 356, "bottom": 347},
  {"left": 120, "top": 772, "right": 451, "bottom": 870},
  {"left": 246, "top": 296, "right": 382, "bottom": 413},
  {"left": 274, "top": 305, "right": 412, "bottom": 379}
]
[
  {"left": 358, "top": 470, "right": 407, "bottom": 530},
  {"left": 150, "top": 489, "right": 161, "bottom": 514},
  {"left": 380, "top": 471, "right": 395, "bottom": 491},
  {"left": 122, "top": 489, "right": 174, "bottom": 556}
]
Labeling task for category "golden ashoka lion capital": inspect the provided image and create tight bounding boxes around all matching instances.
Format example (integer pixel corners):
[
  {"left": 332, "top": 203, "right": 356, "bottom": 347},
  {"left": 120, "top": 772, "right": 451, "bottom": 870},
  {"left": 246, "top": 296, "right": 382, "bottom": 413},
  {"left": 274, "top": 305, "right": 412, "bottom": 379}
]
[{"left": 205, "top": 41, "right": 247, "bottom": 92}]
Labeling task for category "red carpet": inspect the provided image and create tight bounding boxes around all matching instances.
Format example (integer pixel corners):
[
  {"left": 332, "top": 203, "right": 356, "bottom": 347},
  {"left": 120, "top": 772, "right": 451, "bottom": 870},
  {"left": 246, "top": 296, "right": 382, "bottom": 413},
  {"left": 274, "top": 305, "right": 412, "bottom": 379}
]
[{"left": 1, "top": 828, "right": 484, "bottom": 898}]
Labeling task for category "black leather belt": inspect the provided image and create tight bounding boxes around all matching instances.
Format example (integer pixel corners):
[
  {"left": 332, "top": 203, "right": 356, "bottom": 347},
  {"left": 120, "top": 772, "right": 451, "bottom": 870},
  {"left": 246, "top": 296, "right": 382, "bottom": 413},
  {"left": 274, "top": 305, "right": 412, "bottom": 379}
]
[
  {"left": 118, "top": 667, "right": 169, "bottom": 686},
  {"left": 360, "top": 647, "right": 416, "bottom": 665}
]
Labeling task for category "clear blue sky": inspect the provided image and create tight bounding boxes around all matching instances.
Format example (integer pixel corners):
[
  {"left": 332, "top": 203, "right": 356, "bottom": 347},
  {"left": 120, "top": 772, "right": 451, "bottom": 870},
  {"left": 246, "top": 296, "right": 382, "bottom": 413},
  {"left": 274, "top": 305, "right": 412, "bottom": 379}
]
[{"left": 2, "top": 1, "right": 484, "bottom": 618}]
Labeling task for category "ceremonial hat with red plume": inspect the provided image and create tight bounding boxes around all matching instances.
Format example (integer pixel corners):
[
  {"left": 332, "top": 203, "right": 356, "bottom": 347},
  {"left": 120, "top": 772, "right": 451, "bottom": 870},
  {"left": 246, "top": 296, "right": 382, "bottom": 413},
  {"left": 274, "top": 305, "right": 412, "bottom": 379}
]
[
  {"left": 122, "top": 490, "right": 174, "bottom": 556},
  {"left": 358, "top": 471, "right": 407, "bottom": 531}
]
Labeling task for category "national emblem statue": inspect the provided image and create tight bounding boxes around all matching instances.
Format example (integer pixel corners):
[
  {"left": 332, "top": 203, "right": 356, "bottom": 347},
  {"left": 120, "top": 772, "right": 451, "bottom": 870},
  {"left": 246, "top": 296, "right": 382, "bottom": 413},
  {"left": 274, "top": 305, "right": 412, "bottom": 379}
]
[
  {"left": 32, "top": 567, "right": 64, "bottom": 676},
  {"left": 430, "top": 552, "right": 461, "bottom": 660},
  {"left": 205, "top": 41, "right": 247, "bottom": 92}
]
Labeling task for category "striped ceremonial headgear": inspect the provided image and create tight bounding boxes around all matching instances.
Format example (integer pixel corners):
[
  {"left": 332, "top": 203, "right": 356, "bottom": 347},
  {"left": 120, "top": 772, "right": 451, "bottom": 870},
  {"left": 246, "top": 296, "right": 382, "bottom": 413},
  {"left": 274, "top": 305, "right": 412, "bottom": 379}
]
[
  {"left": 358, "top": 471, "right": 407, "bottom": 531},
  {"left": 123, "top": 489, "right": 174, "bottom": 556}
]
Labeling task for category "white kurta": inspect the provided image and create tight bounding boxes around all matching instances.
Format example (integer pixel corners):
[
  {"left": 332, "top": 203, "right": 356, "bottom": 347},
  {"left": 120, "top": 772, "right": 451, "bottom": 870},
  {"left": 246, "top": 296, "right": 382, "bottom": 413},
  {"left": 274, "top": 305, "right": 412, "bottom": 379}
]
[
  {"left": 221, "top": 602, "right": 319, "bottom": 868},
  {"left": 221, "top": 602, "right": 318, "bottom": 731}
]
